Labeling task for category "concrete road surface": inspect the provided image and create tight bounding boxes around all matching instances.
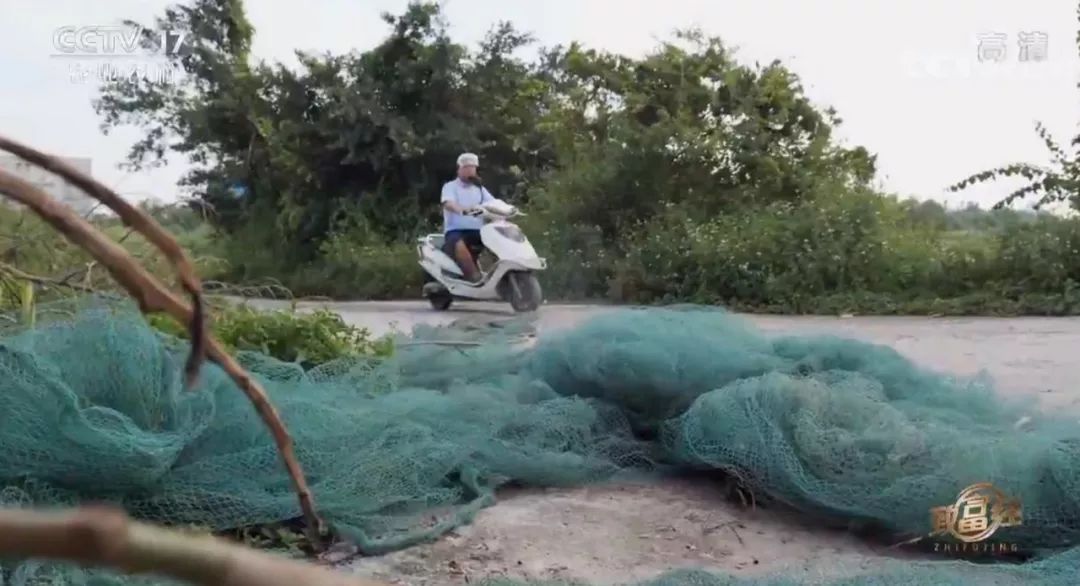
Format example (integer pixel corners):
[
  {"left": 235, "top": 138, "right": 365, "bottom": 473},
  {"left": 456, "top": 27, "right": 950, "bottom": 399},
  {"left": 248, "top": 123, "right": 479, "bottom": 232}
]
[{"left": 234, "top": 298, "right": 1080, "bottom": 410}]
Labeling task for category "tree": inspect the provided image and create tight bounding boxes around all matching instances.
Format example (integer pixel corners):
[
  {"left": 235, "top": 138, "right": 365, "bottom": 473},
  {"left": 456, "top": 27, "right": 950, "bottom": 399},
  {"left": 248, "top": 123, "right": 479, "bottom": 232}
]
[
  {"left": 531, "top": 31, "right": 877, "bottom": 241},
  {"left": 93, "top": 0, "right": 881, "bottom": 275},
  {"left": 96, "top": 1, "right": 563, "bottom": 265}
]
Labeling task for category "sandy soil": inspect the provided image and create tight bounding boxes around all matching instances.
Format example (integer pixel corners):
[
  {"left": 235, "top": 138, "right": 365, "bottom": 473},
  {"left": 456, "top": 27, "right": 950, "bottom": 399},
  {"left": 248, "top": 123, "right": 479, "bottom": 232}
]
[
  {"left": 239, "top": 299, "right": 1080, "bottom": 585},
  {"left": 342, "top": 479, "right": 929, "bottom": 585}
]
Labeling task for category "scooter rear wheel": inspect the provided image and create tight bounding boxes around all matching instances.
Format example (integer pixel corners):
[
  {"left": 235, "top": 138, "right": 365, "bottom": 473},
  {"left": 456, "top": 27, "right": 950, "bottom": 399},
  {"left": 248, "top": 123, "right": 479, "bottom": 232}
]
[{"left": 422, "top": 271, "right": 454, "bottom": 311}]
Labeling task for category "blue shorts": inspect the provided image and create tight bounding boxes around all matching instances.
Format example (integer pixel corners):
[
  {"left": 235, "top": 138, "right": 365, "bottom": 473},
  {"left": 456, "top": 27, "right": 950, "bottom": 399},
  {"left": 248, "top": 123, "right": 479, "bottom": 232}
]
[{"left": 444, "top": 229, "right": 482, "bottom": 256}]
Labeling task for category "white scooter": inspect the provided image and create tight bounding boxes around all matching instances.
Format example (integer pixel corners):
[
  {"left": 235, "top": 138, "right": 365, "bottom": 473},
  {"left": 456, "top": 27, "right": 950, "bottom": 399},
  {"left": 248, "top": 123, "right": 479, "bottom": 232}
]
[{"left": 417, "top": 199, "right": 545, "bottom": 312}]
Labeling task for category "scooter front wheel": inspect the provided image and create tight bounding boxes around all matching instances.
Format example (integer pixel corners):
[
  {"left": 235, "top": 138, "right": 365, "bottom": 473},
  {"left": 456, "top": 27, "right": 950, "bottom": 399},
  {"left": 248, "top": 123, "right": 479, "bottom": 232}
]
[
  {"left": 429, "top": 293, "right": 453, "bottom": 311},
  {"left": 507, "top": 271, "right": 542, "bottom": 313}
]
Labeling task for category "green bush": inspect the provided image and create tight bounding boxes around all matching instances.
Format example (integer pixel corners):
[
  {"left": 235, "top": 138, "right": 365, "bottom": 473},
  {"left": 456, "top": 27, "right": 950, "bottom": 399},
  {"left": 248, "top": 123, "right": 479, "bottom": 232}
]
[
  {"left": 995, "top": 217, "right": 1080, "bottom": 291},
  {"left": 146, "top": 302, "right": 392, "bottom": 367},
  {"left": 598, "top": 185, "right": 1080, "bottom": 314},
  {"left": 292, "top": 231, "right": 422, "bottom": 300},
  {"left": 607, "top": 185, "right": 911, "bottom": 306},
  {"left": 197, "top": 182, "right": 1080, "bottom": 316},
  {"left": 515, "top": 210, "right": 612, "bottom": 301}
]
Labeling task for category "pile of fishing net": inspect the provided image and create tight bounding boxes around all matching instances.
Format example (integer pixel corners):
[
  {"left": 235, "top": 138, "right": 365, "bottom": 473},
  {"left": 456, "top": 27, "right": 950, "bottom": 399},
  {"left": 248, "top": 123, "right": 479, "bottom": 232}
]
[{"left": 0, "top": 297, "right": 1078, "bottom": 585}]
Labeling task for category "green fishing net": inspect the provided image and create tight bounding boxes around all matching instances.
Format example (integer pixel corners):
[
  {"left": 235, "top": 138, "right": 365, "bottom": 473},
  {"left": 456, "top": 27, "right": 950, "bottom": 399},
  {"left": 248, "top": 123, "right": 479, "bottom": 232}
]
[{"left": 0, "top": 297, "right": 1078, "bottom": 585}]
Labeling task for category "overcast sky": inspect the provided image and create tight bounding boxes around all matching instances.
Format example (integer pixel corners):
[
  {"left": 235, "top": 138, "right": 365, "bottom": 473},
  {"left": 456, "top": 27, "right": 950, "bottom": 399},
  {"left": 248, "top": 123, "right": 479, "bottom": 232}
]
[{"left": 1, "top": 0, "right": 1077, "bottom": 210}]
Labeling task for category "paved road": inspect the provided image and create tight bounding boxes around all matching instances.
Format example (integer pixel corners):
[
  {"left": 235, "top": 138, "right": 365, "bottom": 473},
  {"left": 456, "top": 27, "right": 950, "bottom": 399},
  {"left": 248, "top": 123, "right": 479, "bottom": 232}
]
[{"left": 237, "top": 299, "right": 1080, "bottom": 411}]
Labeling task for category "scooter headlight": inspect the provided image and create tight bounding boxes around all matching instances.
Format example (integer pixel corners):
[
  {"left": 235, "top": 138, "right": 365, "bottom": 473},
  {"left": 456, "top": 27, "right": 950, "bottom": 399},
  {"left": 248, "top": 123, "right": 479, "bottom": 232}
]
[{"left": 494, "top": 225, "right": 526, "bottom": 242}]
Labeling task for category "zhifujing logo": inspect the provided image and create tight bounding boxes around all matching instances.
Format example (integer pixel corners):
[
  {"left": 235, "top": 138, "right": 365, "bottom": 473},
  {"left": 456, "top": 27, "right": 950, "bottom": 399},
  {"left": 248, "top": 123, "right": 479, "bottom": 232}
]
[{"left": 929, "top": 482, "right": 1023, "bottom": 553}]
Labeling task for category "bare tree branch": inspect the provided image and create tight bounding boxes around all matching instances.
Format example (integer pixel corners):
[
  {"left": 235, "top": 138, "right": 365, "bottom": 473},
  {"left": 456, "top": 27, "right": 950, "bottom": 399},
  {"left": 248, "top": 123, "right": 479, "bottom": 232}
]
[
  {"left": 0, "top": 135, "right": 208, "bottom": 388},
  {"left": 0, "top": 505, "right": 389, "bottom": 586},
  {"left": 0, "top": 134, "right": 323, "bottom": 548},
  {"left": 0, "top": 261, "right": 96, "bottom": 293}
]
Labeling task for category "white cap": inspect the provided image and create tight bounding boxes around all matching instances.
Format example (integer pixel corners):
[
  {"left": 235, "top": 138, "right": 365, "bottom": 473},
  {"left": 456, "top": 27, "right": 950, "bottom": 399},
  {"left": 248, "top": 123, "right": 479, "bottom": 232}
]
[{"left": 457, "top": 152, "right": 479, "bottom": 167}]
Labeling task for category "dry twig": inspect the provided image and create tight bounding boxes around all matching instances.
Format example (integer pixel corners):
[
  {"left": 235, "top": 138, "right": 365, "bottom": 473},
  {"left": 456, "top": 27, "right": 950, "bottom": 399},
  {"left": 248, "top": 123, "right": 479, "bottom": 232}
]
[
  {"left": 0, "top": 505, "right": 388, "bottom": 586},
  {"left": 0, "top": 134, "right": 323, "bottom": 547},
  {"left": 0, "top": 261, "right": 95, "bottom": 293}
]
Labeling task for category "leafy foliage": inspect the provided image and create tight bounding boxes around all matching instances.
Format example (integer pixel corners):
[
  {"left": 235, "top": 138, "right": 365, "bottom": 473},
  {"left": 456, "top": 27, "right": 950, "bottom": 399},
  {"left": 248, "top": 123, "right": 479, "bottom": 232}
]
[
  {"left": 0, "top": 202, "right": 224, "bottom": 301},
  {"left": 949, "top": 123, "right": 1080, "bottom": 211},
  {"left": 146, "top": 302, "right": 392, "bottom": 367},
  {"left": 94, "top": 1, "right": 874, "bottom": 252},
  {"left": 74, "top": 0, "right": 1080, "bottom": 316}
]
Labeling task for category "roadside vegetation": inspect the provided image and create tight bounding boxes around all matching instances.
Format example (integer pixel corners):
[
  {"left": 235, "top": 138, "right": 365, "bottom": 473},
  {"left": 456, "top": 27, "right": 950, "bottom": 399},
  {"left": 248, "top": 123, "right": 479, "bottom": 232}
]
[{"left": 4, "top": 0, "right": 1080, "bottom": 320}]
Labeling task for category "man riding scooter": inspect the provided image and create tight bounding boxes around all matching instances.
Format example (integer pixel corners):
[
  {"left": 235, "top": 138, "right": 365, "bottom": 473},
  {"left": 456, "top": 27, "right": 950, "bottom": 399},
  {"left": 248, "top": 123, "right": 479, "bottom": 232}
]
[
  {"left": 417, "top": 152, "right": 544, "bottom": 312},
  {"left": 440, "top": 152, "right": 494, "bottom": 283}
]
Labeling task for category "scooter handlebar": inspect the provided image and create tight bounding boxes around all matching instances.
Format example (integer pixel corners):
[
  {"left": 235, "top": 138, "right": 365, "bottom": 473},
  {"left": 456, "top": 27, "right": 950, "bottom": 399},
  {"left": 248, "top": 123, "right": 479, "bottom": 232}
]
[{"left": 463, "top": 204, "right": 522, "bottom": 219}]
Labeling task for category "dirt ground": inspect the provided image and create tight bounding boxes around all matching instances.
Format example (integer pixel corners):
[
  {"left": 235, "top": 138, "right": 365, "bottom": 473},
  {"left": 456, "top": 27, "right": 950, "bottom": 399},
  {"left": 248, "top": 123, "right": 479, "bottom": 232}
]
[
  {"left": 343, "top": 479, "right": 929, "bottom": 585},
  {"left": 243, "top": 300, "right": 1080, "bottom": 585}
]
